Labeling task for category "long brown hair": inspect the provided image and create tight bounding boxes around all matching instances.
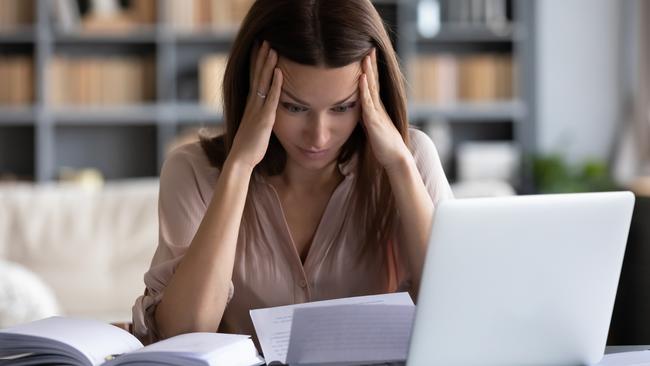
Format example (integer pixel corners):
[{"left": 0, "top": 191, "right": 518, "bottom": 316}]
[{"left": 200, "top": 0, "right": 410, "bottom": 258}]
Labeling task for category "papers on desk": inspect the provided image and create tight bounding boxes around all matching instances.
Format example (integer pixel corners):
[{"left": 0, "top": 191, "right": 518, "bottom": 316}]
[
  {"left": 249, "top": 292, "right": 415, "bottom": 365},
  {"left": 596, "top": 350, "right": 650, "bottom": 366}
]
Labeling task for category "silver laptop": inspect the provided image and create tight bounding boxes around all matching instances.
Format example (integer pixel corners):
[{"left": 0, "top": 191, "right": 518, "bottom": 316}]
[{"left": 407, "top": 191, "right": 635, "bottom": 366}]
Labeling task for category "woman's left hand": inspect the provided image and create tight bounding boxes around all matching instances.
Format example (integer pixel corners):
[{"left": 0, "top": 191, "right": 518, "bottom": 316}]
[{"left": 359, "top": 48, "right": 411, "bottom": 172}]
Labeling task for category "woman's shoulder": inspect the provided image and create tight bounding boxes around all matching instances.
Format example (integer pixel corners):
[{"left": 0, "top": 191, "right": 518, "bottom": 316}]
[
  {"left": 164, "top": 141, "right": 218, "bottom": 173},
  {"left": 160, "top": 141, "right": 221, "bottom": 199},
  {"left": 406, "top": 127, "right": 454, "bottom": 201},
  {"left": 407, "top": 127, "right": 441, "bottom": 162}
]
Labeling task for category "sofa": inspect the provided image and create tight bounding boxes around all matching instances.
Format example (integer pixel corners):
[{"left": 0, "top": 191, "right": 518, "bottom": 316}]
[{"left": 0, "top": 179, "right": 159, "bottom": 328}]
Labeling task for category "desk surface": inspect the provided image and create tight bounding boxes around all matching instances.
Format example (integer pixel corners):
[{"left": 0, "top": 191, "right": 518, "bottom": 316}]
[{"left": 606, "top": 345, "right": 650, "bottom": 354}]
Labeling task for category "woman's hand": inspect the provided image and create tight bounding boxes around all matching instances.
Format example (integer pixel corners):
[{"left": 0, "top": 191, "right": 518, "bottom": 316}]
[
  {"left": 228, "top": 40, "right": 283, "bottom": 170},
  {"left": 358, "top": 48, "right": 411, "bottom": 172}
]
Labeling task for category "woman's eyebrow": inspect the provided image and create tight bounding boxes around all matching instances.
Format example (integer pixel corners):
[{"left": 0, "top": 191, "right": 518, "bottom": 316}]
[{"left": 281, "top": 88, "right": 357, "bottom": 106}]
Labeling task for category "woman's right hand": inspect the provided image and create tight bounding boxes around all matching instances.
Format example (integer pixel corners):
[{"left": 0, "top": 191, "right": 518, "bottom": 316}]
[{"left": 228, "top": 40, "right": 283, "bottom": 170}]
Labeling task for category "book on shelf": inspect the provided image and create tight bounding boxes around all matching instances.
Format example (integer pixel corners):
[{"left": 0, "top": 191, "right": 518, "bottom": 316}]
[
  {"left": 0, "top": 57, "right": 33, "bottom": 105},
  {"left": 0, "top": 316, "right": 264, "bottom": 366},
  {"left": 49, "top": 56, "right": 155, "bottom": 106},
  {"left": 199, "top": 53, "right": 229, "bottom": 111},
  {"left": 171, "top": 0, "right": 255, "bottom": 33},
  {"left": 458, "top": 53, "right": 513, "bottom": 101},
  {"left": 0, "top": 0, "right": 34, "bottom": 31},
  {"left": 410, "top": 53, "right": 514, "bottom": 104},
  {"left": 410, "top": 54, "right": 459, "bottom": 105},
  {"left": 129, "top": 0, "right": 157, "bottom": 25}
]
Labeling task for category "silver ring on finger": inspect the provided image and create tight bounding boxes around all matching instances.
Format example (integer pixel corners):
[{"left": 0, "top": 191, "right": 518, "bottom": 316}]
[{"left": 256, "top": 90, "right": 267, "bottom": 99}]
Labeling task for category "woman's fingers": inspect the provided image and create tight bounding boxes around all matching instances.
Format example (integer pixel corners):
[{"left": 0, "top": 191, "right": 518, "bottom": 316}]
[
  {"left": 364, "top": 51, "right": 382, "bottom": 108},
  {"left": 370, "top": 48, "right": 380, "bottom": 91},
  {"left": 249, "top": 40, "right": 260, "bottom": 84},
  {"left": 255, "top": 48, "right": 277, "bottom": 105},
  {"left": 263, "top": 68, "right": 283, "bottom": 116},
  {"left": 251, "top": 40, "right": 270, "bottom": 93},
  {"left": 359, "top": 73, "right": 375, "bottom": 121}
]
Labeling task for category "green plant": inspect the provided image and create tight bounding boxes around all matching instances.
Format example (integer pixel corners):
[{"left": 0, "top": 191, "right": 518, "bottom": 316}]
[{"left": 532, "top": 154, "right": 620, "bottom": 193}]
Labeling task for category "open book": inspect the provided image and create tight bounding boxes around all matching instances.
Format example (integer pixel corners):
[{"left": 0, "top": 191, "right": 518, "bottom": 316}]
[
  {"left": 250, "top": 292, "right": 415, "bottom": 365},
  {"left": 0, "top": 317, "right": 264, "bottom": 366}
]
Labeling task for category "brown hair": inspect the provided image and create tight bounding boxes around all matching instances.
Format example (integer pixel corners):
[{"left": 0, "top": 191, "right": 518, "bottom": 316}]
[{"left": 200, "top": 0, "right": 410, "bottom": 259}]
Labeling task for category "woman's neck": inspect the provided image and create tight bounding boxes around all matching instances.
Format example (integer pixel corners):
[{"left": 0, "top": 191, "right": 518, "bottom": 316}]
[{"left": 272, "top": 159, "right": 343, "bottom": 196}]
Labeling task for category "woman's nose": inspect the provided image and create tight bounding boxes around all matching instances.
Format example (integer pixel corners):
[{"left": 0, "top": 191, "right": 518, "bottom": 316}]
[{"left": 305, "top": 113, "right": 330, "bottom": 149}]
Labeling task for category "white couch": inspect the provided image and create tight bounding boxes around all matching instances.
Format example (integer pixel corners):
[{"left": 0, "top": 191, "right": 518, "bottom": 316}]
[{"left": 0, "top": 179, "right": 159, "bottom": 327}]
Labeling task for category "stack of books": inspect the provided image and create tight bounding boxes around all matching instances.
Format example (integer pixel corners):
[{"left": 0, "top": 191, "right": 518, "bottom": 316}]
[
  {"left": 410, "top": 53, "right": 515, "bottom": 104},
  {"left": 49, "top": 56, "right": 156, "bottom": 106},
  {"left": 170, "top": 0, "right": 255, "bottom": 33},
  {"left": 0, "top": 57, "right": 33, "bottom": 105},
  {"left": 0, "top": 0, "right": 33, "bottom": 31}
]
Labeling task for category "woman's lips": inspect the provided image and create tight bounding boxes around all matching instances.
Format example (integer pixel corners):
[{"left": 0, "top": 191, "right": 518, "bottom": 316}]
[{"left": 298, "top": 146, "right": 330, "bottom": 159}]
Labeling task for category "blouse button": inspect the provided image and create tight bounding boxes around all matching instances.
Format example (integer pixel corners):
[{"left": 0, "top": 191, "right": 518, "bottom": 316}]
[{"left": 299, "top": 280, "right": 307, "bottom": 288}]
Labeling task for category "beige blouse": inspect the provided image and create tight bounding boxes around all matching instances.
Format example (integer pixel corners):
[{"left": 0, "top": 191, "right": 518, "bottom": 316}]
[{"left": 132, "top": 128, "right": 453, "bottom": 345}]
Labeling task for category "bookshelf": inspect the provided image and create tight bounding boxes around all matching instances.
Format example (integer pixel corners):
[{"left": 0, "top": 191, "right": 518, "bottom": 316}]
[{"left": 0, "top": 0, "right": 536, "bottom": 191}]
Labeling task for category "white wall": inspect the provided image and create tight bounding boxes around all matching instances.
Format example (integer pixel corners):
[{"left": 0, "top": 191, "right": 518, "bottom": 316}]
[{"left": 535, "top": 0, "right": 622, "bottom": 164}]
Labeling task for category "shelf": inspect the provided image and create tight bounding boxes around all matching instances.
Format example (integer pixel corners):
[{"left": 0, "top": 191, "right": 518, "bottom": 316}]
[
  {"left": 417, "top": 23, "right": 520, "bottom": 44},
  {"left": 409, "top": 100, "right": 526, "bottom": 121},
  {"left": 0, "top": 106, "right": 36, "bottom": 124},
  {"left": 55, "top": 124, "right": 158, "bottom": 179},
  {"left": 47, "top": 104, "right": 223, "bottom": 124},
  {"left": 0, "top": 0, "right": 534, "bottom": 184},
  {"left": 52, "top": 28, "right": 158, "bottom": 44},
  {"left": 171, "top": 103, "right": 223, "bottom": 123},
  {"left": 0, "top": 27, "right": 35, "bottom": 43},
  {"left": 172, "top": 29, "right": 238, "bottom": 44},
  {"left": 51, "top": 105, "right": 159, "bottom": 125}
]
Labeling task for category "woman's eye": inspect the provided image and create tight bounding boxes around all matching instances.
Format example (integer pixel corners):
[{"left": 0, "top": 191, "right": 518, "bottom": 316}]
[
  {"left": 282, "top": 103, "right": 307, "bottom": 113},
  {"left": 332, "top": 102, "right": 356, "bottom": 113}
]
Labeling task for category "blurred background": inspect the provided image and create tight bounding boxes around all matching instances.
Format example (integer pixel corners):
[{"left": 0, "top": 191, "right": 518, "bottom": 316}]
[{"left": 0, "top": 0, "right": 649, "bottom": 345}]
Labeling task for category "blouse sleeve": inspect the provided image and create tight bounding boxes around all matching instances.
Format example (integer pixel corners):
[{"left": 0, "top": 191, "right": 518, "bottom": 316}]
[
  {"left": 131, "top": 144, "right": 234, "bottom": 344},
  {"left": 392, "top": 128, "right": 454, "bottom": 292}
]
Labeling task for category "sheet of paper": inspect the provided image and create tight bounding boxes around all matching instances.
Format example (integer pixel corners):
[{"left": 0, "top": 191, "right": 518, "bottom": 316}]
[
  {"left": 595, "top": 350, "right": 650, "bottom": 366},
  {"left": 285, "top": 304, "right": 414, "bottom": 365},
  {"left": 249, "top": 292, "right": 413, "bottom": 364}
]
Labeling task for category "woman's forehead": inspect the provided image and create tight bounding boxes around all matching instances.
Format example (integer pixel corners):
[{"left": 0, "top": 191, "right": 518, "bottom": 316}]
[{"left": 276, "top": 56, "right": 362, "bottom": 106}]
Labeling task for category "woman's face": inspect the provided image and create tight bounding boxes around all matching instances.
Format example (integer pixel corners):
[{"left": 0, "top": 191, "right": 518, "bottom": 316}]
[{"left": 273, "top": 56, "right": 363, "bottom": 171}]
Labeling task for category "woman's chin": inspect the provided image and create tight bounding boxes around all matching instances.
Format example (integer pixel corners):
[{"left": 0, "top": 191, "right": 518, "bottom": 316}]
[{"left": 288, "top": 148, "right": 338, "bottom": 170}]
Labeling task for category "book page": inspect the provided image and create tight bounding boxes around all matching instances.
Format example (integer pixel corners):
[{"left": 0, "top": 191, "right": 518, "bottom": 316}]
[
  {"left": 106, "top": 333, "right": 264, "bottom": 366},
  {"left": 0, "top": 316, "right": 142, "bottom": 366},
  {"left": 249, "top": 292, "right": 413, "bottom": 364},
  {"left": 286, "top": 304, "right": 414, "bottom": 365}
]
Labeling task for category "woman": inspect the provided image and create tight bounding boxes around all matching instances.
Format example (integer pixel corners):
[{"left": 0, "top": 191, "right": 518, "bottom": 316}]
[{"left": 132, "top": 0, "right": 453, "bottom": 345}]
